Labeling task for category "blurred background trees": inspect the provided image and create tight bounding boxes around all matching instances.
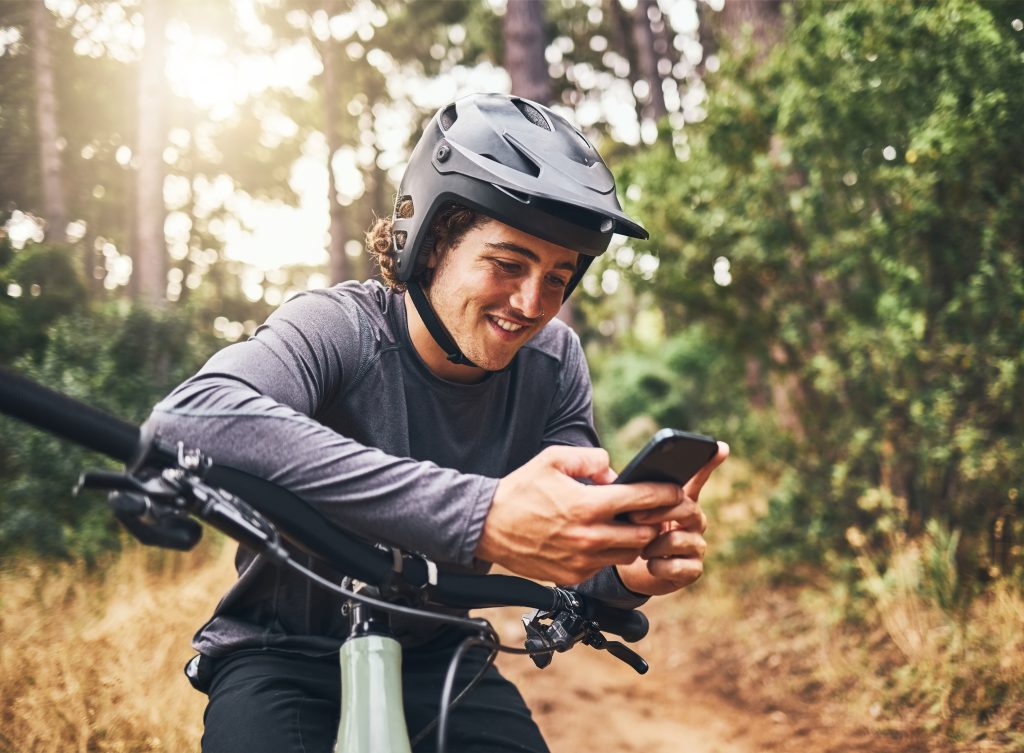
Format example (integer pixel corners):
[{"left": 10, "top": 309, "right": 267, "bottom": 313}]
[
  {"left": 1, "top": 0, "right": 1022, "bottom": 607},
  {"left": 606, "top": 0, "right": 1024, "bottom": 595}
]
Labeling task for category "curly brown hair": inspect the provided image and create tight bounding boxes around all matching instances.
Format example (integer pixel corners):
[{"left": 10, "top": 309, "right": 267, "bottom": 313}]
[{"left": 366, "top": 199, "right": 490, "bottom": 291}]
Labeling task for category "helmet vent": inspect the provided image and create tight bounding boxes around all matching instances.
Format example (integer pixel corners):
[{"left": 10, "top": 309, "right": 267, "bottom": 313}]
[
  {"left": 395, "top": 195, "right": 414, "bottom": 217},
  {"left": 495, "top": 185, "right": 532, "bottom": 204},
  {"left": 507, "top": 142, "right": 541, "bottom": 177},
  {"left": 513, "top": 99, "right": 551, "bottom": 131},
  {"left": 482, "top": 147, "right": 540, "bottom": 178},
  {"left": 439, "top": 104, "right": 458, "bottom": 130}
]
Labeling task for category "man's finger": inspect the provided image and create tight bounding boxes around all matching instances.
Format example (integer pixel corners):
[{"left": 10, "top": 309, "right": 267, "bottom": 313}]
[
  {"left": 585, "top": 522, "right": 661, "bottom": 551},
  {"left": 627, "top": 496, "right": 701, "bottom": 526},
  {"left": 542, "top": 445, "right": 612, "bottom": 480},
  {"left": 683, "top": 441, "right": 729, "bottom": 499},
  {"left": 598, "top": 547, "right": 649, "bottom": 566},
  {"left": 646, "top": 555, "right": 704, "bottom": 584},
  {"left": 642, "top": 529, "right": 706, "bottom": 560},
  {"left": 586, "top": 480, "right": 681, "bottom": 518}
]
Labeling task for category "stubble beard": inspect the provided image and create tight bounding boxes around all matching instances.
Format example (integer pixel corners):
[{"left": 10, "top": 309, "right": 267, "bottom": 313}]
[{"left": 426, "top": 287, "right": 521, "bottom": 372}]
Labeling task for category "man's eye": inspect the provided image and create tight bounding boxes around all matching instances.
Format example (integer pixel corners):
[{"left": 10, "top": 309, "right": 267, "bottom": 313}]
[
  {"left": 547, "top": 275, "right": 569, "bottom": 289},
  {"left": 494, "top": 260, "right": 520, "bottom": 273}
]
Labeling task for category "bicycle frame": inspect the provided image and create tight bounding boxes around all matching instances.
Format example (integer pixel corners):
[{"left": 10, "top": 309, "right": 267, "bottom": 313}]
[{"left": 336, "top": 625, "right": 411, "bottom": 752}]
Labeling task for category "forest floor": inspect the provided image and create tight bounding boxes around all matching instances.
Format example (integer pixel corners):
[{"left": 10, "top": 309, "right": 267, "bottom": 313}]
[
  {"left": 2, "top": 540, "right": 897, "bottom": 753},
  {"left": 493, "top": 591, "right": 914, "bottom": 753},
  {"left": 3, "top": 466, "right": 1015, "bottom": 752}
]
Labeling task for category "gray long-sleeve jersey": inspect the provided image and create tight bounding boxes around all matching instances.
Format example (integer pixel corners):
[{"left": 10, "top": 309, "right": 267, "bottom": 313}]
[{"left": 146, "top": 280, "right": 643, "bottom": 656}]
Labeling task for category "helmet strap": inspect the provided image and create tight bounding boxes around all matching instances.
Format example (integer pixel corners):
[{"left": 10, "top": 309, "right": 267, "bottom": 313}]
[{"left": 406, "top": 279, "right": 479, "bottom": 368}]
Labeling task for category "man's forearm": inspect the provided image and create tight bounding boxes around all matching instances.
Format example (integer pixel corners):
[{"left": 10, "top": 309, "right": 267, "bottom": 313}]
[{"left": 147, "top": 377, "right": 497, "bottom": 566}]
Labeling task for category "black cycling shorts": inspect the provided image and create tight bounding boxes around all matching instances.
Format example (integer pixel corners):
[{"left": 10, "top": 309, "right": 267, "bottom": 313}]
[{"left": 198, "top": 632, "right": 550, "bottom": 753}]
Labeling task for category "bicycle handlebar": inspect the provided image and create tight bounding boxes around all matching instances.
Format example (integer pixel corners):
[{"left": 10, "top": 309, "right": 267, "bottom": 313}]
[
  {"left": 0, "top": 366, "right": 142, "bottom": 465},
  {"left": 0, "top": 366, "right": 649, "bottom": 644}
]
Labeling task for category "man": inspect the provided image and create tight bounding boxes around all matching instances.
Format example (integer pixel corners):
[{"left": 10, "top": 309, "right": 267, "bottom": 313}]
[{"left": 146, "top": 93, "right": 727, "bottom": 752}]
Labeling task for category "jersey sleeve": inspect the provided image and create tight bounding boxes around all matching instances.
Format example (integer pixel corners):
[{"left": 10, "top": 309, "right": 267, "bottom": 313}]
[{"left": 144, "top": 289, "right": 496, "bottom": 567}]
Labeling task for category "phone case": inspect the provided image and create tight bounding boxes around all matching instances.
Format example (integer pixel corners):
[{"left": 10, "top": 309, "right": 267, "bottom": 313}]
[{"left": 616, "top": 429, "right": 718, "bottom": 486}]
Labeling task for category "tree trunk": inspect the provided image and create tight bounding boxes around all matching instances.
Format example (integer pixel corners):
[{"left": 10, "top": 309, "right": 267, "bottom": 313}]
[
  {"left": 503, "top": 0, "right": 584, "bottom": 326},
  {"left": 320, "top": 40, "right": 349, "bottom": 285},
  {"left": 631, "top": 0, "right": 668, "bottom": 122},
  {"left": 29, "top": 0, "right": 67, "bottom": 243},
  {"left": 134, "top": 0, "right": 167, "bottom": 306},
  {"left": 503, "top": 0, "right": 551, "bottom": 105},
  {"left": 711, "top": 0, "right": 784, "bottom": 64},
  {"left": 606, "top": 0, "right": 645, "bottom": 126}
]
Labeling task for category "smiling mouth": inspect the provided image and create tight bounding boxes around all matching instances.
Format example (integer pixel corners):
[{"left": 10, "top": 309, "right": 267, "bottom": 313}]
[{"left": 487, "top": 314, "right": 530, "bottom": 333}]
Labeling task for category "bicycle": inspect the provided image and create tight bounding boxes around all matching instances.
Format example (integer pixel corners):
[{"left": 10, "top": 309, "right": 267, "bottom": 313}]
[{"left": 0, "top": 365, "right": 651, "bottom": 753}]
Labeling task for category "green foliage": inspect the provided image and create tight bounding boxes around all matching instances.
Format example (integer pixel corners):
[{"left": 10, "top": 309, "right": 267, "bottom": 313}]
[
  {"left": 0, "top": 240, "right": 88, "bottom": 361},
  {"left": 588, "top": 322, "right": 773, "bottom": 465},
  {"left": 0, "top": 304, "right": 219, "bottom": 562},
  {"left": 618, "top": 0, "right": 1024, "bottom": 584}
]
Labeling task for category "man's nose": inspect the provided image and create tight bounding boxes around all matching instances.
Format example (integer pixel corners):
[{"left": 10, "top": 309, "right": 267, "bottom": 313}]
[{"left": 510, "top": 276, "right": 545, "bottom": 319}]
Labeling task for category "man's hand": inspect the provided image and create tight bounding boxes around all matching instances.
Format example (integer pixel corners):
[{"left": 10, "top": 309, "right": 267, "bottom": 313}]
[
  {"left": 616, "top": 442, "right": 729, "bottom": 596},
  {"left": 476, "top": 446, "right": 684, "bottom": 584}
]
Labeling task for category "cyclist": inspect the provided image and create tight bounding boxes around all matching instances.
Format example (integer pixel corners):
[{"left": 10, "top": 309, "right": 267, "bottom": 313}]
[{"left": 146, "top": 93, "right": 728, "bottom": 753}]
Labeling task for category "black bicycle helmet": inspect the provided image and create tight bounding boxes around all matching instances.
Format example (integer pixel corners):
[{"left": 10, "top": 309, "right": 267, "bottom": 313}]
[{"left": 393, "top": 92, "right": 648, "bottom": 366}]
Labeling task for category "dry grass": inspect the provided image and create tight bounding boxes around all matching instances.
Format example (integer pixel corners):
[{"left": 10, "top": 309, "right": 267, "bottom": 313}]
[
  {"left": 0, "top": 538, "right": 235, "bottom": 753},
  {"left": 2, "top": 466, "right": 1022, "bottom": 753}
]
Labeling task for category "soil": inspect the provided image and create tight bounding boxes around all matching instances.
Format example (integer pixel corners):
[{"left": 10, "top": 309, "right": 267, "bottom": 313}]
[{"left": 487, "top": 600, "right": 907, "bottom": 753}]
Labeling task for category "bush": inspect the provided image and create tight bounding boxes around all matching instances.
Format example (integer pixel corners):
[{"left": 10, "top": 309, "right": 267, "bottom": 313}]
[
  {"left": 617, "top": 0, "right": 1024, "bottom": 586},
  {"left": 0, "top": 241, "right": 87, "bottom": 362},
  {"left": 0, "top": 304, "right": 219, "bottom": 562},
  {"left": 589, "top": 323, "right": 776, "bottom": 467}
]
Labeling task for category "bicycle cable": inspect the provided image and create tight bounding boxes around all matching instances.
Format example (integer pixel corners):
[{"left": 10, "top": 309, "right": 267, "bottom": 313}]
[
  {"left": 435, "top": 636, "right": 496, "bottom": 753},
  {"left": 280, "top": 551, "right": 571, "bottom": 656},
  {"left": 280, "top": 552, "right": 500, "bottom": 642},
  {"left": 286, "top": 545, "right": 591, "bottom": 753},
  {"left": 409, "top": 638, "right": 498, "bottom": 749}
]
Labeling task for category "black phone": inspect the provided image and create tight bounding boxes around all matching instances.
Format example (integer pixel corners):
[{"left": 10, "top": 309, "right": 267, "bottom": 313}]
[{"left": 615, "top": 429, "right": 719, "bottom": 487}]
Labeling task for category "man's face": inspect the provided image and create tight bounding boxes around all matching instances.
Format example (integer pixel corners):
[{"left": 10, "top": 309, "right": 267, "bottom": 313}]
[{"left": 425, "top": 219, "right": 579, "bottom": 372}]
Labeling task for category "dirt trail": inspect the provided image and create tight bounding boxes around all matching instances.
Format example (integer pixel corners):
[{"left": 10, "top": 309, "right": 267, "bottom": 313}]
[
  {"left": 3, "top": 521, "right": 907, "bottom": 751},
  {"left": 489, "top": 608, "right": 782, "bottom": 753}
]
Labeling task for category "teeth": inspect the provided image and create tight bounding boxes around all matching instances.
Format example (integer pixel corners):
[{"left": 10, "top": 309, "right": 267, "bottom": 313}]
[{"left": 490, "top": 316, "right": 525, "bottom": 333}]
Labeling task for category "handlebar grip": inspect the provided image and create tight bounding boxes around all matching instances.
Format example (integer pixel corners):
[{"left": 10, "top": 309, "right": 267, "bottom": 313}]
[
  {"left": 0, "top": 366, "right": 140, "bottom": 464},
  {"left": 583, "top": 601, "right": 649, "bottom": 643},
  {"left": 425, "top": 571, "right": 559, "bottom": 611}
]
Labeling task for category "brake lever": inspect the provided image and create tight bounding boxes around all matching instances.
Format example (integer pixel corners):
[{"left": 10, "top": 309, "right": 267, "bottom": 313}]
[
  {"left": 76, "top": 469, "right": 204, "bottom": 551},
  {"left": 522, "top": 612, "right": 554, "bottom": 669},
  {"left": 584, "top": 631, "right": 649, "bottom": 675},
  {"left": 521, "top": 606, "right": 649, "bottom": 674},
  {"left": 108, "top": 491, "right": 203, "bottom": 550}
]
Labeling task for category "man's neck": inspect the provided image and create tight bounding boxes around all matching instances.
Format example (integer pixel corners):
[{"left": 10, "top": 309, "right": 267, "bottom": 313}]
[{"left": 404, "top": 291, "right": 487, "bottom": 384}]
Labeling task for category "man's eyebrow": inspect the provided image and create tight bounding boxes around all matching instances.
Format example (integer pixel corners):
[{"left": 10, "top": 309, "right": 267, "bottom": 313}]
[{"left": 483, "top": 241, "right": 578, "bottom": 272}]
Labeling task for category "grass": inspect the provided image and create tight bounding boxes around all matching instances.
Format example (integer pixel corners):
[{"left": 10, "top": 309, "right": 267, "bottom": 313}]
[
  {"left": 1, "top": 466, "right": 1021, "bottom": 752},
  {"left": 0, "top": 538, "right": 234, "bottom": 753}
]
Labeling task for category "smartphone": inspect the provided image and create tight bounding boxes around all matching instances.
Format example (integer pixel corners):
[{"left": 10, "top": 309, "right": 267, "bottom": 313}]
[{"left": 615, "top": 429, "right": 719, "bottom": 487}]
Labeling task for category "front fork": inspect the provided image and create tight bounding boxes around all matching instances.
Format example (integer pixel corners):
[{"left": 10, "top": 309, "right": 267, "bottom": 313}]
[{"left": 334, "top": 598, "right": 412, "bottom": 753}]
